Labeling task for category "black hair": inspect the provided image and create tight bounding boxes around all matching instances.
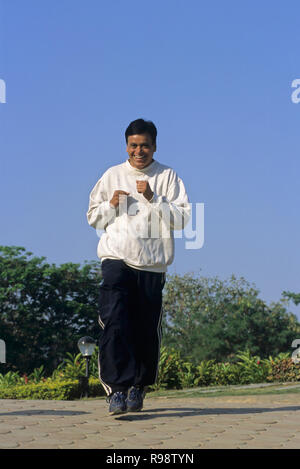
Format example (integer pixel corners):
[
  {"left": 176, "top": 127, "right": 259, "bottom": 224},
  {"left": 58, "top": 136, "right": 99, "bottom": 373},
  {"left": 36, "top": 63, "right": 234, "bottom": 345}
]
[{"left": 125, "top": 118, "right": 157, "bottom": 145}]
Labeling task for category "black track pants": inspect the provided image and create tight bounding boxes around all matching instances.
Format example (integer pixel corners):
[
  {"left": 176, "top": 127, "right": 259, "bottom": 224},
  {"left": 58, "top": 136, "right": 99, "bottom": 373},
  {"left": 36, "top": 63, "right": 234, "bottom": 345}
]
[{"left": 98, "top": 259, "right": 165, "bottom": 395}]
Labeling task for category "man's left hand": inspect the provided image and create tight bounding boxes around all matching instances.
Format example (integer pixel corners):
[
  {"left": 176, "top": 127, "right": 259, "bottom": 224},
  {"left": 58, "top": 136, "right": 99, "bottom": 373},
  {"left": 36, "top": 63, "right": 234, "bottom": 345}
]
[{"left": 136, "top": 180, "right": 154, "bottom": 202}]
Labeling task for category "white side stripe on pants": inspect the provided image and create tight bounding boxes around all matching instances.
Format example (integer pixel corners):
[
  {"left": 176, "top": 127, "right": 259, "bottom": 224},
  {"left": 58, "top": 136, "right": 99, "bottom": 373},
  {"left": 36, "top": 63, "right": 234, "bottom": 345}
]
[{"left": 97, "top": 315, "right": 112, "bottom": 396}]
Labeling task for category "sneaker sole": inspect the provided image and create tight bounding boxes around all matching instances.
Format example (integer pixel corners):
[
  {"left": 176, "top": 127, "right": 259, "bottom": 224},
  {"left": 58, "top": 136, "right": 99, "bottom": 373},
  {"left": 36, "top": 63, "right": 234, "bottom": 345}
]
[
  {"left": 126, "top": 406, "right": 143, "bottom": 412},
  {"left": 108, "top": 408, "right": 127, "bottom": 416}
]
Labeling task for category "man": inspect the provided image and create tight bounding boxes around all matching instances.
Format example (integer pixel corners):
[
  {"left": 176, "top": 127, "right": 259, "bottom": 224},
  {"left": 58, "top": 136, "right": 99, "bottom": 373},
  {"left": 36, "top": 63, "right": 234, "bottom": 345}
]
[{"left": 87, "top": 118, "right": 190, "bottom": 415}]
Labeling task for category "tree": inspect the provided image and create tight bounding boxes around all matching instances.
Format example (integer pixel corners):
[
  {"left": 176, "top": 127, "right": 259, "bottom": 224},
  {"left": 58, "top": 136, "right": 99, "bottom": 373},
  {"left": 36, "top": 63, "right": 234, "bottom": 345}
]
[
  {"left": 0, "top": 246, "right": 101, "bottom": 374},
  {"left": 1, "top": 245, "right": 299, "bottom": 375},
  {"left": 162, "top": 273, "right": 300, "bottom": 363},
  {"left": 282, "top": 291, "right": 300, "bottom": 306}
]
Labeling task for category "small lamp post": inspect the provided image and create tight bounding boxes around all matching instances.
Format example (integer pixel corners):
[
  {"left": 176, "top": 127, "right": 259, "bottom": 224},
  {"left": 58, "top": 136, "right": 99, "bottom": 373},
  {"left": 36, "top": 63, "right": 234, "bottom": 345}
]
[{"left": 77, "top": 336, "right": 96, "bottom": 398}]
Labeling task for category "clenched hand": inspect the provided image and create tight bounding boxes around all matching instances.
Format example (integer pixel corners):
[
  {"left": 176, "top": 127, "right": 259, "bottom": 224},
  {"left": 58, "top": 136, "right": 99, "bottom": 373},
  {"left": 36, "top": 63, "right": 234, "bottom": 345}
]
[
  {"left": 109, "top": 190, "right": 129, "bottom": 208},
  {"left": 136, "top": 180, "right": 154, "bottom": 201}
]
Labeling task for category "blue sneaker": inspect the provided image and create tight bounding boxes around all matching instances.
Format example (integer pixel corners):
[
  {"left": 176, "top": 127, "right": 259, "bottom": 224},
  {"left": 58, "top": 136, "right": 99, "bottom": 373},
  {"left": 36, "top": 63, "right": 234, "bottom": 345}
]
[
  {"left": 126, "top": 386, "right": 145, "bottom": 412},
  {"left": 107, "top": 391, "right": 127, "bottom": 415}
]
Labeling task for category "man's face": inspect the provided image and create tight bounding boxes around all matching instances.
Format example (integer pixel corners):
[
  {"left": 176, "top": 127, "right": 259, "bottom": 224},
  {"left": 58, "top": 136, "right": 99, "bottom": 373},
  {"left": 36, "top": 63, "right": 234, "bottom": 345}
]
[{"left": 126, "top": 133, "right": 156, "bottom": 170}]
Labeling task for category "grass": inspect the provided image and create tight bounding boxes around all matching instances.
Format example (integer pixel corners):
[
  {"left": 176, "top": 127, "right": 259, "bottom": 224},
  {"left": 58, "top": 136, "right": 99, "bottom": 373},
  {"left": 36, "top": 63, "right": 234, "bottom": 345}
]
[
  {"left": 146, "top": 382, "right": 300, "bottom": 399},
  {"left": 84, "top": 382, "right": 300, "bottom": 401}
]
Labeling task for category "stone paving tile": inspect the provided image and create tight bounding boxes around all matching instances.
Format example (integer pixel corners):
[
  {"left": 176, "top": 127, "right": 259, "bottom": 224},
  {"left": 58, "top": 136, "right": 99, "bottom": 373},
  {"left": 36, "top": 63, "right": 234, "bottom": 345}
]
[
  {"left": 58, "top": 440, "right": 112, "bottom": 449},
  {"left": 33, "top": 421, "right": 77, "bottom": 430},
  {"left": 263, "top": 422, "right": 300, "bottom": 430},
  {"left": 0, "top": 424, "right": 26, "bottom": 433},
  {"left": 237, "top": 440, "right": 284, "bottom": 449},
  {"left": 1, "top": 394, "right": 300, "bottom": 449},
  {"left": 69, "top": 439, "right": 114, "bottom": 449},
  {"left": 19, "top": 442, "right": 60, "bottom": 449},
  {"left": 8, "top": 419, "right": 40, "bottom": 427},
  {"left": 257, "top": 424, "right": 290, "bottom": 436},
  {"left": 260, "top": 432, "right": 288, "bottom": 442},
  {"left": 19, "top": 436, "right": 74, "bottom": 449},
  {"left": 0, "top": 435, "right": 20, "bottom": 449},
  {"left": 49, "top": 430, "right": 92, "bottom": 440},
  {"left": 281, "top": 440, "right": 300, "bottom": 449},
  {"left": 202, "top": 439, "right": 243, "bottom": 449},
  {"left": 151, "top": 439, "right": 203, "bottom": 449},
  {"left": 96, "top": 436, "right": 128, "bottom": 444},
  {"left": 124, "top": 436, "right": 166, "bottom": 447},
  {"left": 217, "top": 429, "right": 255, "bottom": 439},
  {"left": 75, "top": 428, "right": 102, "bottom": 436},
  {"left": 101, "top": 419, "right": 123, "bottom": 425},
  {"left": 96, "top": 430, "right": 134, "bottom": 440},
  {"left": 6, "top": 429, "right": 49, "bottom": 440},
  {"left": 131, "top": 424, "right": 157, "bottom": 430},
  {"left": 0, "top": 439, "right": 21, "bottom": 449},
  {"left": 179, "top": 428, "right": 223, "bottom": 439},
  {"left": 114, "top": 442, "right": 154, "bottom": 449},
  {"left": 157, "top": 440, "right": 204, "bottom": 449},
  {"left": 167, "top": 436, "right": 211, "bottom": 447}
]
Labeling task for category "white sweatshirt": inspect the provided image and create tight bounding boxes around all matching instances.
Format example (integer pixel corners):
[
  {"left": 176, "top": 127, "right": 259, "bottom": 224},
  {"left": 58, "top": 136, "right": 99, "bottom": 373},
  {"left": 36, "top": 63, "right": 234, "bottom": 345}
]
[{"left": 87, "top": 159, "right": 190, "bottom": 272}]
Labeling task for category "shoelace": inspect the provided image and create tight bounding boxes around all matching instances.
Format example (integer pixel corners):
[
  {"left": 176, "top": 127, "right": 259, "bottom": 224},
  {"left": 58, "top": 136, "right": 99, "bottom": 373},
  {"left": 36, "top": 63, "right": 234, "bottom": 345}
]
[
  {"left": 106, "top": 391, "right": 126, "bottom": 404},
  {"left": 128, "top": 387, "right": 142, "bottom": 400}
]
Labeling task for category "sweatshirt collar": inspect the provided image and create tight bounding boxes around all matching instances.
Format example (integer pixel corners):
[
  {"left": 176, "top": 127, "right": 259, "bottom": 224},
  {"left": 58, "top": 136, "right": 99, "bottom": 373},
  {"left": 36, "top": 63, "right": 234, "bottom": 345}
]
[{"left": 125, "top": 159, "right": 157, "bottom": 175}]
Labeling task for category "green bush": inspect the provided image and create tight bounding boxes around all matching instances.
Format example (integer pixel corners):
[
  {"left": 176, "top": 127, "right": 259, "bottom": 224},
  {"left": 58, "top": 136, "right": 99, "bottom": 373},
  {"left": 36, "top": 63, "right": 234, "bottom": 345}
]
[
  {"left": 0, "top": 371, "right": 22, "bottom": 386},
  {"left": 0, "top": 377, "right": 105, "bottom": 400},
  {"left": 234, "top": 350, "right": 269, "bottom": 384},
  {"left": 266, "top": 358, "right": 300, "bottom": 383},
  {"left": 2, "top": 348, "right": 300, "bottom": 400},
  {"left": 178, "top": 361, "right": 198, "bottom": 388},
  {"left": 150, "top": 346, "right": 184, "bottom": 390},
  {"left": 153, "top": 348, "right": 299, "bottom": 389},
  {"left": 194, "top": 360, "right": 216, "bottom": 387},
  {"left": 51, "top": 349, "right": 99, "bottom": 381},
  {"left": 211, "top": 362, "right": 241, "bottom": 386}
]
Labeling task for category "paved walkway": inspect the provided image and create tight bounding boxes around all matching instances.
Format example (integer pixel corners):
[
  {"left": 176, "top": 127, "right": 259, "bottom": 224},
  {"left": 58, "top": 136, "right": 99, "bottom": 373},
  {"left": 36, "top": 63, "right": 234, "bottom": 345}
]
[{"left": 1, "top": 393, "right": 300, "bottom": 449}]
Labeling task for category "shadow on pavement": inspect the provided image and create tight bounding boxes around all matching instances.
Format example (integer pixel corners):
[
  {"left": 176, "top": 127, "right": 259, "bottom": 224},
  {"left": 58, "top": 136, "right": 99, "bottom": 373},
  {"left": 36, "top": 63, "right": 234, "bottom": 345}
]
[
  {"left": 116, "top": 406, "right": 300, "bottom": 421},
  {"left": 0, "top": 410, "right": 89, "bottom": 416}
]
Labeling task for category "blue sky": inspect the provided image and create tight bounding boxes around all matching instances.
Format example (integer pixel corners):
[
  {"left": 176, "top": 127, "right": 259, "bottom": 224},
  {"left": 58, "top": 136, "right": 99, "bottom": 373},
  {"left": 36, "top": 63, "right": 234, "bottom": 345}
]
[{"left": 0, "top": 1, "right": 300, "bottom": 317}]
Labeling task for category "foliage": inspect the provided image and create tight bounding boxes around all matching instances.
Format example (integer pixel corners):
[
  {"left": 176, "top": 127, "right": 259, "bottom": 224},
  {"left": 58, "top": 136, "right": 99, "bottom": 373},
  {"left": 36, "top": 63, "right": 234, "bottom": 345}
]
[
  {"left": 51, "top": 349, "right": 99, "bottom": 380},
  {"left": 53, "top": 352, "right": 86, "bottom": 379},
  {"left": 178, "top": 361, "right": 198, "bottom": 388},
  {"left": 282, "top": 291, "right": 300, "bottom": 306},
  {"left": 234, "top": 350, "right": 269, "bottom": 384},
  {"left": 1, "top": 245, "right": 300, "bottom": 377},
  {"left": 2, "top": 348, "right": 300, "bottom": 399},
  {"left": 0, "top": 377, "right": 105, "bottom": 400},
  {"left": 28, "top": 365, "right": 45, "bottom": 384},
  {"left": 194, "top": 360, "right": 216, "bottom": 387},
  {"left": 150, "top": 346, "right": 184, "bottom": 390},
  {"left": 0, "top": 371, "right": 21, "bottom": 386},
  {"left": 0, "top": 246, "right": 101, "bottom": 375},
  {"left": 266, "top": 358, "right": 300, "bottom": 383},
  {"left": 0, "top": 348, "right": 105, "bottom": 400},
  {"left": 149, "top": 347, "right": 300, "bottom": 391},
  {"left": 162, "top": 273, "right": 300, "bottom": 364},
  {"left": 210, "top": 362, "right": 241, "bottom": 386}
]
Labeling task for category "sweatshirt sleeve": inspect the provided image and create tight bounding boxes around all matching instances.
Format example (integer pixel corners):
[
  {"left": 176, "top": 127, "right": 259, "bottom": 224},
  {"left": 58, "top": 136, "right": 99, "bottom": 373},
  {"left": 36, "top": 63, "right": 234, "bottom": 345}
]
[
  {"left": 148, "top": 170, "right": 191, "bottom": 231},
  {"left": 86, "top": 176, "right": 116, "bottom": 230}
]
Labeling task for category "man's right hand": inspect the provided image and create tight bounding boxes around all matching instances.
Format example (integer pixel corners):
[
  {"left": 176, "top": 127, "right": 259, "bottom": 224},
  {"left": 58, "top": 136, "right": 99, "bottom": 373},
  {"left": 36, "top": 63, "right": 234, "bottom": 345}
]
[{"left": 109, "top": 190, "right": 130, "bottom": 208}]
